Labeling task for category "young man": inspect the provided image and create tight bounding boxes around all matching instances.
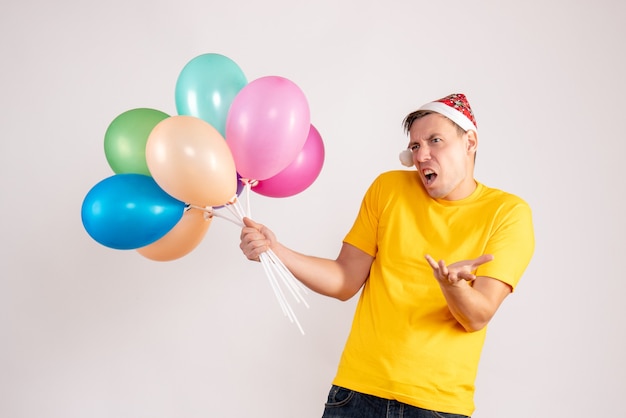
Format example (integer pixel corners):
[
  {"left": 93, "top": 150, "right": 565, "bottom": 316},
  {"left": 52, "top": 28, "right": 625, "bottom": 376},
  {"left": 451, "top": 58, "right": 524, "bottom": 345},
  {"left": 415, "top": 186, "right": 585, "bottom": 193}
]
[{"left": 239, "top": 94, "right": 535, "bottom": 417}]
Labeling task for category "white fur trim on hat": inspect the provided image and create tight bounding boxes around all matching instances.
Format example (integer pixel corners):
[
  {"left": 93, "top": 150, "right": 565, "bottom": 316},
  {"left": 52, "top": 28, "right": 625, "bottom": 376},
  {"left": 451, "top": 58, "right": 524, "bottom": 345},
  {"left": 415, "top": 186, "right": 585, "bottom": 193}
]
[
  {"left": 418, "top": 101, "right": 477, "bottom": 132},
  {"left": 399, "top": 149, "right": 414, "bottom": 167}
]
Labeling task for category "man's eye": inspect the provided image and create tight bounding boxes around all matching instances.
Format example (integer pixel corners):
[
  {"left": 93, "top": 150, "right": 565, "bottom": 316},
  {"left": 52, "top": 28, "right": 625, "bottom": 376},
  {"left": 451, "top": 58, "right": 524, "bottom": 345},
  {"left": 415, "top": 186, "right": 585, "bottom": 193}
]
[
  {"left": 409, "top": 144, "right": 420, "bottom": 151},
  {"left": 431, "top": 137, "right": 441, "bottom": 143}
]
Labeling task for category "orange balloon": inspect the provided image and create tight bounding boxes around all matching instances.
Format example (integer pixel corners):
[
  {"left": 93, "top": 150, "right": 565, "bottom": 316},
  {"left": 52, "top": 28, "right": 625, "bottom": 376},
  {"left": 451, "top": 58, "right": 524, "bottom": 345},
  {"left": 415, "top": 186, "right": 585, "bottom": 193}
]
[
  {"left": 146, "top": 116, "right": 238, "bottom": 206},
  {"left": 137, "top": 207, "right": 212, "bottom": 261}
]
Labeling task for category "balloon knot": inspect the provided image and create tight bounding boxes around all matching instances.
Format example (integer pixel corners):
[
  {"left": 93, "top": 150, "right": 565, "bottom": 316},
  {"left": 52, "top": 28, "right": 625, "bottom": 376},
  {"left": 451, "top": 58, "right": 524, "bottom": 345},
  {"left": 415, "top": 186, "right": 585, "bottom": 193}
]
[{"left": 240, "top": 178, "right": 258, "bottom": 187}]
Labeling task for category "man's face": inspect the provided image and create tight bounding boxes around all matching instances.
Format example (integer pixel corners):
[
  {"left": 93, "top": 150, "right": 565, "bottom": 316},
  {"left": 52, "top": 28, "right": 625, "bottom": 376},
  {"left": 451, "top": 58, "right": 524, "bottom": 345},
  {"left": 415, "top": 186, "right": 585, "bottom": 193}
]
[{"left": 407, "top": 113, "right": 477, "bottom": 201}]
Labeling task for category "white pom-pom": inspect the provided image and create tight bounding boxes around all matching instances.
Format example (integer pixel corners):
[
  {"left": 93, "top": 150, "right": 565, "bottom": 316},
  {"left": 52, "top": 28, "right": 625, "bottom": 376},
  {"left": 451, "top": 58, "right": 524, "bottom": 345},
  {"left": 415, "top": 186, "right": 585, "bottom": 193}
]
[{"left": 399, "top": 149, "right": 414, "bottom": 167}]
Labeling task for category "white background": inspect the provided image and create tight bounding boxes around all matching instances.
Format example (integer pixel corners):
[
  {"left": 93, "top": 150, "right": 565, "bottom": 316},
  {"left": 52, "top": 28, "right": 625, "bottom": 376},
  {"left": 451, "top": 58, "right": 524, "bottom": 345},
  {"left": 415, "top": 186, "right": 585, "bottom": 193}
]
[{"left": 1, "top": 1, "right": 624, "bottom": 417}]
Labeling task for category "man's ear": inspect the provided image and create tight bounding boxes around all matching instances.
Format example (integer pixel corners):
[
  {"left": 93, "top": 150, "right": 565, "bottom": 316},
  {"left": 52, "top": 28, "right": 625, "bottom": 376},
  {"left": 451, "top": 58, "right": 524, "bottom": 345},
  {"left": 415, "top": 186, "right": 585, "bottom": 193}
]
[{"left": 466, "top": 130, "right": 478, "bottom": 153}]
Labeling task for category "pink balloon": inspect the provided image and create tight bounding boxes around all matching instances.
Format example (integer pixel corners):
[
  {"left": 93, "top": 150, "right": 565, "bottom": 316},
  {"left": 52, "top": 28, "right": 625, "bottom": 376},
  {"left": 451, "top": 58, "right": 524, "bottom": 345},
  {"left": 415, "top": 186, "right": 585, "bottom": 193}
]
[
  {"left": 253, "top": 124, "right": 325, "bottom": 198},
  {"left": 225, "top": 76, "right": 310, "bottom": 181}
]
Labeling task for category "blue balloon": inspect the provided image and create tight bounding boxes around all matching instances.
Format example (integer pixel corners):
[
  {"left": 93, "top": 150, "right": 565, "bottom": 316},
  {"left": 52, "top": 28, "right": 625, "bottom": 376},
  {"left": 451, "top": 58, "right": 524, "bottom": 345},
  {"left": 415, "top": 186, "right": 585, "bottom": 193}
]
[
  {"left": 81, "top": 174, "right": 185, "bottom": 250},
  {"left": 175, "top": 53, "right": 247, "bottom": 137}
]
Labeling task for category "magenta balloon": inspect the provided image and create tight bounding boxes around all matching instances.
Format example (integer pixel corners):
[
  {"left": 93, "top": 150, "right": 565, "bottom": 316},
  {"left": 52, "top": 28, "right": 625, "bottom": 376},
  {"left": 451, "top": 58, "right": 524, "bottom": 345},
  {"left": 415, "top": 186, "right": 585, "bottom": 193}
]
[
  {"left": 225, "top": 76, "right": 310, "bottom": 181},
  {"left": 252, "top": 124, "right": 325, "bottom": 198}
]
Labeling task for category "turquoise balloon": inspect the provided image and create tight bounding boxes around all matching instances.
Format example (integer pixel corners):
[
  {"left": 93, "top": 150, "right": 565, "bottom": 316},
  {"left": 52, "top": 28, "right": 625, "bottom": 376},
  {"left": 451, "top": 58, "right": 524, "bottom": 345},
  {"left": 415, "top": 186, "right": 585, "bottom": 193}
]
[
  {"left": 81, "top": 174, "right": 185, "bottom": 250},
  {"left": 175, "top": 53, "right": 247, "bottom": 137}
]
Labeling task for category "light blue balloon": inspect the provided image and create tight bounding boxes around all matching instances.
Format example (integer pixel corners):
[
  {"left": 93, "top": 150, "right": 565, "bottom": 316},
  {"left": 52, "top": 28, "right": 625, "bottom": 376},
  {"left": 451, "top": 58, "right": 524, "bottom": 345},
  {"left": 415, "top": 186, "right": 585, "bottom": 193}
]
[
  {"left": 175, "top": 53, "right": 247, "bottom": 137},
  {"left": 81, "top": 174, "right": 185, "bottom": 250}
]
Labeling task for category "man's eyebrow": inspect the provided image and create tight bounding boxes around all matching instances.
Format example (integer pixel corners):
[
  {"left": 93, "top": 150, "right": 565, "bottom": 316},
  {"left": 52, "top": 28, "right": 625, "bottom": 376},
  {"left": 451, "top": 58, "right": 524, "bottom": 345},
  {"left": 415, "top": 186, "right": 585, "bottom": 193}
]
[{"left": 409, "top": 133, "right": 441, "bottom": 144}]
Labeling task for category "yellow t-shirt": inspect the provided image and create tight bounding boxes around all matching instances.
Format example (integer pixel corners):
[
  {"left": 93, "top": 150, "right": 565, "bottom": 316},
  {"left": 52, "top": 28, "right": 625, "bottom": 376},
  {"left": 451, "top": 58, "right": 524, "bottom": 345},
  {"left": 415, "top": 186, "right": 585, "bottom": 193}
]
[{"left": 334, "top": 170, "right": 535, "bottom": 416}]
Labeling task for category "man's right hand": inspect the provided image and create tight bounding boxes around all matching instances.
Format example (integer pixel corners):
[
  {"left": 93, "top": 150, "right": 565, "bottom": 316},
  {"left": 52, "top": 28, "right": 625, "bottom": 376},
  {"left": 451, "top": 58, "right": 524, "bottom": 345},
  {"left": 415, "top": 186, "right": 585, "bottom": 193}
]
[{"left": 239, "top": 217, "right": 275, "bottom": 261}]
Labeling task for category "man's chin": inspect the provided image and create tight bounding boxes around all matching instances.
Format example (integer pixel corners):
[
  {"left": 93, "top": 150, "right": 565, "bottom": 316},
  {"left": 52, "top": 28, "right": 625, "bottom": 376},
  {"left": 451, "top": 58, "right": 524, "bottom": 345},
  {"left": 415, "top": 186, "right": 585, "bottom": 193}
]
[
  {"left": 425, "top": 188, "right": 445, "bottom": 199},
  {"left": 421, "top": 181, "right": 443, "bottom": 198}
]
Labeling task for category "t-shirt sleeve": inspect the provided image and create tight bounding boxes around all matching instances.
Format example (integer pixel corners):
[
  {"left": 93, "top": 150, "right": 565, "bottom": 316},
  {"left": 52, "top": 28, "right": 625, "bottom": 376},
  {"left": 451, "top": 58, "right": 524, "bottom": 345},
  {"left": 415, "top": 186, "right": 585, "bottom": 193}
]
[
  {"left": 477, "top": 200, "right": 535, "bottom": 291},
  {"left": 343, "top": 177, "right": 381, "bottom": 257}
]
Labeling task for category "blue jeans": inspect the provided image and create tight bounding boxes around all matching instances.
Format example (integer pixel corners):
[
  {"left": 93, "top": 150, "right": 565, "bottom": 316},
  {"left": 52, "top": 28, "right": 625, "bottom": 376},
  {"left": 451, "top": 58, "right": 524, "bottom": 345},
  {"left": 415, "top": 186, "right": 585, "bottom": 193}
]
[{"left": 321, "top": 385, "right": 470, "bottom": 418}]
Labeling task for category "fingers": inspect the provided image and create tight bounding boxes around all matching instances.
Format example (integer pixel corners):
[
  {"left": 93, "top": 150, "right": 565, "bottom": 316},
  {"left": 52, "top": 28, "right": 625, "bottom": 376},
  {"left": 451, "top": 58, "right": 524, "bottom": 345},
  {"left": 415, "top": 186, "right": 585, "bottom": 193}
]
[
  {"left": 424, "top": 254, "right": 438, "bottom": 269},
  {"left": 456, "top": 271, "right": 476, "bottom": 282},
  {"left": 425, "top": 254, "right": 494, "bottom": 284},
  {"left": 459, "top": 254, "right": 494, "bottom": 276},
  {"left": 438, "top": 259, "right": 449, "bottom": 277},
  {"left": 473, "top": 254, "right": 494, "bottom": 268},
  {"left": 240, "top": 240, "right": 268, "bottom": 261},
  {"left": 243, "top": 216, "right": 261, "bottom": 229},
  {"left": 425, "top": 255, "right": 452, "bottom": 282},
  {"left": 438, "top": 259, "right": 460, "bottom": 283},
  {"left": 239, "top": 217, "right": 269, "bottom": 261},
  {"left": 239, "top": 217, "right": 264, "bottom": 241},
  {"left": 239, "top": 232, "right": 268, "bottom": 261}
]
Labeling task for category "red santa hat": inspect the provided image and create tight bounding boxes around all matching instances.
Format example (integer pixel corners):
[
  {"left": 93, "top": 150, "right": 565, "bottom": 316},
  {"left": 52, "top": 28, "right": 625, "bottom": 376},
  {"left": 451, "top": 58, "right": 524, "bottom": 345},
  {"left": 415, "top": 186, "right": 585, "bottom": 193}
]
[{"left": 418, "top": 93, "right": 477, "bottom": 132}]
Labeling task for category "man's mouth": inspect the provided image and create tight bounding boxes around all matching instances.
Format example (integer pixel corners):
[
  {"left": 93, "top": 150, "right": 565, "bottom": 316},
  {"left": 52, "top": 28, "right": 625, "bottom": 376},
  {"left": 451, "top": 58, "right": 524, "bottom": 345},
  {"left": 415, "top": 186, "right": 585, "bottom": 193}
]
[{"left": 423, "top": 169, "right": 437, "bottom": 185}]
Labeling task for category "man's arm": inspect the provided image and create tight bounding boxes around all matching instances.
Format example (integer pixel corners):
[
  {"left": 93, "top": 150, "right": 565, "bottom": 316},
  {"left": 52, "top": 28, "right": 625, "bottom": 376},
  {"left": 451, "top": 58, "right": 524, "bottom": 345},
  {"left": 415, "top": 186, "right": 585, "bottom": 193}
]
[
  {"left": 425, "top": 255, "right": 512, "bottom": 332},
  {"left": 240, "top": 217, "right": 373, "bottom": 301}
]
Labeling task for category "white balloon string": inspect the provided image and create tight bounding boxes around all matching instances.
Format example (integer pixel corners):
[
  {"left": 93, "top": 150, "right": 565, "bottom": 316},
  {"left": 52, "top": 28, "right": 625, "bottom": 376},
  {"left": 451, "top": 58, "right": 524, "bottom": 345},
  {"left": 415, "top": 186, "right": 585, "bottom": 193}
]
[
  {"left": 270, "top": 259, "right": 303, "bottom": 306},
  {"left": 222, "top": 202, "right": 245, "bottom": 225},
  {"left": 267, "top": 249, "right": 310, "bottom": 296},
  {"left": 260, "top": 254, "right": 292, "bottom": 318},
  {"left": 201, "top": 203, "right": 244, "bottom": 227},
  {"left": 266, "top": 251, "right": 309, "bottom": 307},
  {"left": 260, "top": 254, "right": 289, "bottom": 317},
  {"left": 244, "top": 180, "right": 252, "bottom": 218},
  {"left": 187, "top": 204, "right": 241, "bottom": 226},
  {"left": 211, "top": 210, "right": 244, "bottom": 227},
  {"left": 232, "top": 198, "right": 247, "bottom": 220},
  {"left": 277, "top": 267, "right": 309, "bottom": 308},
  {"left": 261, "top": 253, "right": 305, "bottom": 335},
  {"left": 187, "top": 204, "right": 208, "bottom": 212},
  {"left": 203, "top": 182, "right": 308, "bottom": 334}
]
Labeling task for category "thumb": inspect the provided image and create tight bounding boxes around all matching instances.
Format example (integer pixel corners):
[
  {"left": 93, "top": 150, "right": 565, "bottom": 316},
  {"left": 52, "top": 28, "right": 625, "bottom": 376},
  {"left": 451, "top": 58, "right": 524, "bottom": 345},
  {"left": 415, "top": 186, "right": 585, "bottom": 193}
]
[
  {"left": 473, "top": 254, "right": 494, "bottom": 268},
  {"left": 243, "top": 216, "right": 262, "bottom": 230}
]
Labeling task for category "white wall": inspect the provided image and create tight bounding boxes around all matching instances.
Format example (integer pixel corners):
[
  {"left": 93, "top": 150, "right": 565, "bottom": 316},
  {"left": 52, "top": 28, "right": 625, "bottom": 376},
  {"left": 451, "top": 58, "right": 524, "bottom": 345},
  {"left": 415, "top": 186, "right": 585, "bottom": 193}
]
[{"left": 1, "top": 1, "right": 624, "bottom": 417}]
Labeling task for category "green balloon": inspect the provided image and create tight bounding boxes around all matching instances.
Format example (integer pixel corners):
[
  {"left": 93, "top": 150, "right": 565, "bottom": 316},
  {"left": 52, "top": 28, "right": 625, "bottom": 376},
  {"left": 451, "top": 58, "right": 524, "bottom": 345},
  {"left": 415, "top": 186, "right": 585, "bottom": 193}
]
[{"left": 104, "top": 108, "right": 170, "bottom": 175}]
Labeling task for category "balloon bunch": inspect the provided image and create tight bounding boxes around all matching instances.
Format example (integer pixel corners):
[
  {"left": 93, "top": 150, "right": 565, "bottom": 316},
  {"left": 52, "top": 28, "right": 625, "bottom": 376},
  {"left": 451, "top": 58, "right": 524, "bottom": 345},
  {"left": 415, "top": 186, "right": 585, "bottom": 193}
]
[{"left": 81, "top": 53, "right": 326, "bottom": 334}]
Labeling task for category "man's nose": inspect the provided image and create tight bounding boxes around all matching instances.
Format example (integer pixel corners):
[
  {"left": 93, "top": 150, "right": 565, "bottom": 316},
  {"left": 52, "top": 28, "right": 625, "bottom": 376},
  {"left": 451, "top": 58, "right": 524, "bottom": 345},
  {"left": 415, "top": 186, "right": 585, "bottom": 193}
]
[{"left": 415, "top": 145, "right": 430, "bottom": 162}]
